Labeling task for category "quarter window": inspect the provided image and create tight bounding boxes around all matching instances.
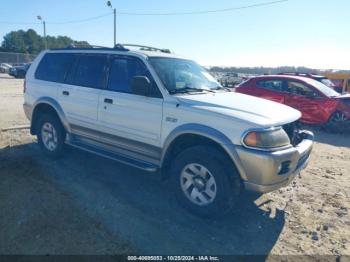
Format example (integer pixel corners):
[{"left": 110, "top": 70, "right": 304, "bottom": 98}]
[
  {"left": 256, "top": 80, "right": 284, "bottom": 92},
  {"left": 35, "top": 53, "right": 76, "bottom": 83}
]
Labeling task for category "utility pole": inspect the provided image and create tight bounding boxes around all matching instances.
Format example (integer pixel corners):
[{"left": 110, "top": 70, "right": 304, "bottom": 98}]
[
  {"left": 113, "top": 7, "right": 116, "bottom": 46},
  {"left": 107, "top": 1, "right": 116, "bottom": 46},
  {"left": 37, "top": 16, "right": 47, "bottom": 49}
]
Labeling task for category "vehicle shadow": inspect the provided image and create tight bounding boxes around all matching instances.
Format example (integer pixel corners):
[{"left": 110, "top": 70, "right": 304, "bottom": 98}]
[
  {"left": 303, "top": 125, "right": 350, "bottom": 148},
  {"left": 0, "top": 143, "right": 285, "bottom": 256}
]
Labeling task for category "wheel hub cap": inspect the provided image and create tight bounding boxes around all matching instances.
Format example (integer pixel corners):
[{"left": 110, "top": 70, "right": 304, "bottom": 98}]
[
  {"left": 180, "top": 163, "right": 217, "bottom": 206},
  {"left": 193, "top": 177, "right": 206, "bottom": 191}
]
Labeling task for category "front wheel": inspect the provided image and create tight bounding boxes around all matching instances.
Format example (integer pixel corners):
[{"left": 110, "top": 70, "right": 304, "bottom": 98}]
[
  {"left": 170, "top": 145, "right": 241, "bottom": 218},
  {"left": 37, "top": 114, "right": 66, "bottom": 159}
]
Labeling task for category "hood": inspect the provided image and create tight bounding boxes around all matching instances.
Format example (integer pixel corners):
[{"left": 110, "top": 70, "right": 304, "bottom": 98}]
[{"left": 177, "top": 92, "right": 301, "bottom": 127}]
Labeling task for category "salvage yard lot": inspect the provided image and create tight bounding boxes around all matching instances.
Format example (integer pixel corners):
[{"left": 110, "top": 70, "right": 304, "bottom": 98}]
[{"left": 0, "top": 73, "right": 349, "bottom": 256}]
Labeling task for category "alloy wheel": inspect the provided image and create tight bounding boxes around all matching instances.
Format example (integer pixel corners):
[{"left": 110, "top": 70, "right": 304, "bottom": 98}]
[
  {"left": 41, "top": 122, "right": 58, "bottom": 151},
  {"left": 180, "top": 163, "right": 217, "bottom": 206}
]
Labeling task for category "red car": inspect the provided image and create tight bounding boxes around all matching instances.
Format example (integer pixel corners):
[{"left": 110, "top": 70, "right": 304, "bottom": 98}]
[{"left": 236, "top": 75, "right": 350, "bottom": 131}]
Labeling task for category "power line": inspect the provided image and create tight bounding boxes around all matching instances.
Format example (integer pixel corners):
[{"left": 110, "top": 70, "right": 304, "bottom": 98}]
[
  {"left": 0, "top": 12, "right": 113, "bottom": 25},
  {"left": 0, "top": 21, "right": 40, "bottom": 25},
  {"left": 0, "top": 0, "right": 288, "bottom": 25},
  {"left": 47, "top": 12, "right": 113, "bottom": 24},
  {"left": 116, "top": 0, "right": 288, "bottom": 16}
]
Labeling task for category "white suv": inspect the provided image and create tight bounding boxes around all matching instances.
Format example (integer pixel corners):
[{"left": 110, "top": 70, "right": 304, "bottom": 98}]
[{"left": 23, "top": 44, "right": 314, "bottom": 217}]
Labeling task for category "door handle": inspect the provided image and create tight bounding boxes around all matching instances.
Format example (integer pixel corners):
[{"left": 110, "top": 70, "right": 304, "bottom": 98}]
[
  {"left": 104, "top": 98, "right": 113, "bottom": 104},
  {"left": 62, "top": 91, "right": 69, "bottom": 96}
]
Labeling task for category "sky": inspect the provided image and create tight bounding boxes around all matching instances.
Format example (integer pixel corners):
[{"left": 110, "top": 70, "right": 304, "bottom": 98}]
[{"left": 0, "top": 0, "right": 349, "bottom": 69}]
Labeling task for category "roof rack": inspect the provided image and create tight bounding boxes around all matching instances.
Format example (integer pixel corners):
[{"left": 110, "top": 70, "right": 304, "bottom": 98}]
[
  {"left": 51, "top": 43, "right": 170, "bottom": 53},
  {"left": 278, "top": 72, "right": 326, "bottom": 79},
  {"left": 120, "top": 44, "right": 171, "bottom": 54},
  {"left": 278, "top": 72, "right": 321, "bottom": 77},
  {"left": 65, "top": 43, "right": 108, "bottom": 49}
]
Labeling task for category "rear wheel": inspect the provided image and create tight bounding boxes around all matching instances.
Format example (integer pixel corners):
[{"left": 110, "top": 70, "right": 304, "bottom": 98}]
[
  {"left": 37, "top": 114, "right": 66, "bottom": 158},
  {"left": 326, "top": 111, "right": 349, "bottom": 133},
  {"left": 170, "top": 145, "right": 241, "bottom": 218}
]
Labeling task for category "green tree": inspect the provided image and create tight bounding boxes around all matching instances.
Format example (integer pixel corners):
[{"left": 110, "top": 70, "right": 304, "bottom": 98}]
[
  {"left": 1, "top": 29, "right": 90, "bottom": 54},
  {"left": 2, "top": 30, "right": 27, "bottom": 53}
]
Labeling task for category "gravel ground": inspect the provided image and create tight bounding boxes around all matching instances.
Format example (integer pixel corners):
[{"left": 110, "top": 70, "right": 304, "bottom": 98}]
[{"left": 0, "top": 74, "right": 349, "bottom": 257}]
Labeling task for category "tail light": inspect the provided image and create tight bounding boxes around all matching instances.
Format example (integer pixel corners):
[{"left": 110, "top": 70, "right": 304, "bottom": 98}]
[{"left": 23, "top": 79, "right": 26, "bottom": 93}]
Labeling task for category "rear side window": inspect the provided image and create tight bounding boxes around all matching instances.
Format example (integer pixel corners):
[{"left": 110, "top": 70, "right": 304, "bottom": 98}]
[
  {"left": 67, "top": 55, "right": 107, "bottom": 89},
  {"left": 35, "top": 53, "right": 75, "bottom": 83},
  {"left": 257, "top": 80, "right": 284, "bottom": 92}
]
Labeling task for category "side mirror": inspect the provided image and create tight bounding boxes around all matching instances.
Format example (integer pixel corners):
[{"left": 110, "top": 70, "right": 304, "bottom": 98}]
[{"left": 131, "top": 76, "right": 151, "bottom": 96}]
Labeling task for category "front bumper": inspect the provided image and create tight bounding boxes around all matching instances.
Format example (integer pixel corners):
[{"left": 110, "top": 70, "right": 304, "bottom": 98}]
[{"left": 236, "top": 130, "right": 314, "bottom": 193}]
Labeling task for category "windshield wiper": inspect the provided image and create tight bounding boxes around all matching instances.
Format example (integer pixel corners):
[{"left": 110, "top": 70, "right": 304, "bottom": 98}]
[
  {"left": 169, "top": 86, "right": 215, "bottom": 94},
  {"left": 212, "top": 86, "right": 232, "bottom": 92}
]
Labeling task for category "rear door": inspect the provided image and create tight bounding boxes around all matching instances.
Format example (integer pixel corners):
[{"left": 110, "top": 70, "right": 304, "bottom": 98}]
[
  {"left": 284, "top": 80, "right": 327, "bottom": 124},
  {"left": 59, "top": 53, "right": 108, "bottom": 136},
  {"left": 97, "top": 55, "right": 163, "bottom": 161},
  {"left": 253, "top": 78, "right": 286, "bottom": 103}
]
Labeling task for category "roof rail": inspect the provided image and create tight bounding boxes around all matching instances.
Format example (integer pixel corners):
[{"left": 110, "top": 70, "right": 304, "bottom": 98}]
[
  {"left": 66, "top": 43, "right": 109, "bottom": 49},
  {"left": 278, "top": 72, "right": 313, "bottom": 76},
  {"left": 113, "top": 44, "right": 130, "bottom": 51},
  {"left": 51, "top": 43, "right": 170, "bottom": 53},
  {"left": 120, "top": 44, "right": 171, "bottom": 54}
]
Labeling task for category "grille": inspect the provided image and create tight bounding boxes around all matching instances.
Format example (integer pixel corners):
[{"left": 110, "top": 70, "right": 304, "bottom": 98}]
[{"left": 283, "top": 121, "right": 302, "bottom": 146}]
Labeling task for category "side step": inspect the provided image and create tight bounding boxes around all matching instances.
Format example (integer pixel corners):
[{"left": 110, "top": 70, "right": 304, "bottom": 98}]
[{"left": 66, "top": 140, "right": 159, "bottom": 172}]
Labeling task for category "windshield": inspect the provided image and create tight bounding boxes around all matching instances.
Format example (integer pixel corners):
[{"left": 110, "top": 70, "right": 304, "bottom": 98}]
[
  {"left": 149, "top": 57, "right": 221, "bottom": 93},
  {"left": 320, "top": 78, "right": 335, "bottom": 87},
  {"left": 305, "top": 78, "right": 340, "bottom": 97}
]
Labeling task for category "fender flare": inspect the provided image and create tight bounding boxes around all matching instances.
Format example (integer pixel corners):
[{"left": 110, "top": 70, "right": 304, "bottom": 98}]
[
  {"left": 160, "top": 123, "right": 248, "bottom": 181},
  {"left": 32, "top": 97, "right": 71, "bottom": 133}
]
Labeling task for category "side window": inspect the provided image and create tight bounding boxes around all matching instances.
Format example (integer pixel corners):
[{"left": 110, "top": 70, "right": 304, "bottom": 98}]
[
  {"left": 108, "top": 57, "right": 161, "bottom": 97},
  {"left": 35, "top": 53, "right": 75, "bottom": 83},
  {"left": 68, "top": 55, "right": 107, "bottom": 89},
  {"left": 256, "top": 80, "right": 284, "bottom": 92},
  {"left": 286, "top": 81, "right": 316, "bottom": 97}
]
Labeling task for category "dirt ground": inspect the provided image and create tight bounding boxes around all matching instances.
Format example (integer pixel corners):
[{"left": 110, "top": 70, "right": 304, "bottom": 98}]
[{"left": 0, "top": 73, "right": 349, "bottom": 257}]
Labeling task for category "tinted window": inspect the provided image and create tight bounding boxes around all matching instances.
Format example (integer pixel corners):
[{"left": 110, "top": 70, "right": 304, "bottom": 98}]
[
  {"left": 108, "top": 57, "right": 160, "bottom": 97},
  {"left": 68, "top": 55, "right": 107, "bottom": 89},
  {"left": 35, "top": 53, "right": 75, "bottom": 83},
  {"left": 256, "top": 80, "right": 284, "bottom": 92}
]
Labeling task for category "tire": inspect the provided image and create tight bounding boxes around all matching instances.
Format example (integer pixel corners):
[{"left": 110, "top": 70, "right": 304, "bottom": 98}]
[
  {"left": 325, "top": 111, "right": 349, "bottom": 133},
  {"left": 170, "top": 145, "right": 241, "bottom": 218},
  {"left": 37, "top": 114, "right": 66, "bottom": 159}
]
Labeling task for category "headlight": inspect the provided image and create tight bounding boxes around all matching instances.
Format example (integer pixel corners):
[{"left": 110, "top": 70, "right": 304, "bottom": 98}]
[{"left": 242, "top": 128, "right": 290, "bottom": 150}]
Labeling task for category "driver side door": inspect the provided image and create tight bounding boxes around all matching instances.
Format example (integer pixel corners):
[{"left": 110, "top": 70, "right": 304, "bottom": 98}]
[
  {"left": 97, "top": 55, "right": 164, "bottom": 163},
  {"left": 284, "top": 80, "right": 327, "bottom": 124}
]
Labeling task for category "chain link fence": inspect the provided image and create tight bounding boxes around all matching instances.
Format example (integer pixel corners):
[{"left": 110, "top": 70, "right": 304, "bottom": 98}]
[{"left": 0, "top": 52, "right": 37, "bottom": 65}]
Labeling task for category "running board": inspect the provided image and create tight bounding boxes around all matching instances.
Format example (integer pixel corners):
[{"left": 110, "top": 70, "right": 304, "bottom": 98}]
[{"left": 66, "top": 140, "right": 159, "bottom": 172}]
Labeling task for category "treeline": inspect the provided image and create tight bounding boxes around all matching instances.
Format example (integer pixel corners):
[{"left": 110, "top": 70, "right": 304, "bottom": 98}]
[
  {"left": 0, "top": 29, "right": 90, "bottom": 54},
  {"left": 210, "top": 66, "right": 350, "bottom": 75}
]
